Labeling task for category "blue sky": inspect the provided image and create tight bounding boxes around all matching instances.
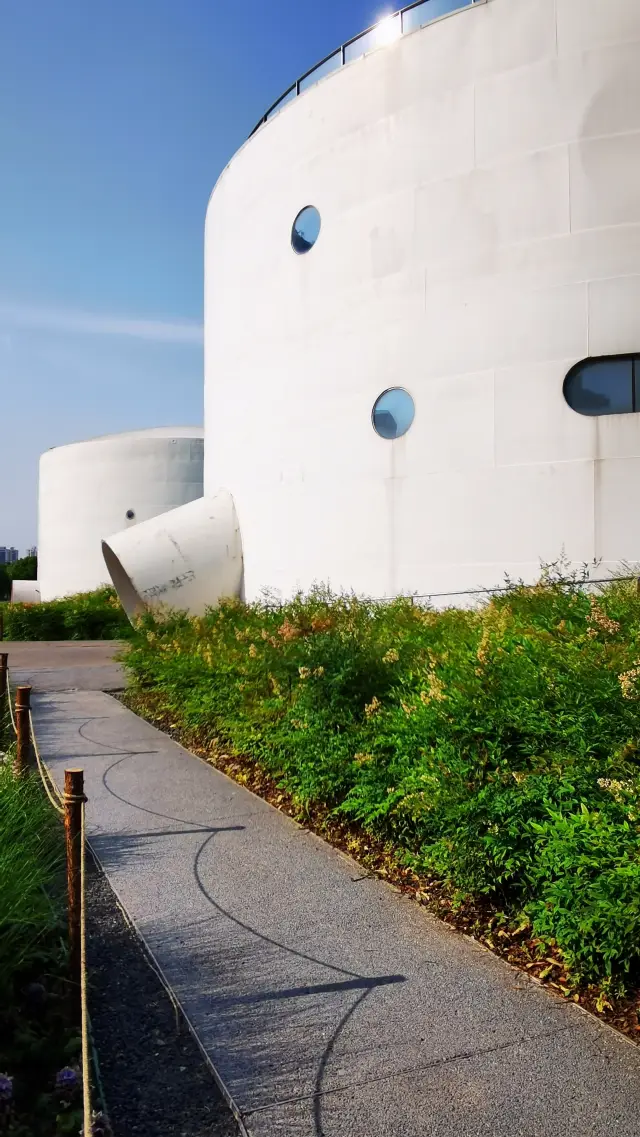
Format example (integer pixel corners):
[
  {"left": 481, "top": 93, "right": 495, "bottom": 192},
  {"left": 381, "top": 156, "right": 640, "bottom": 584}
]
[{"left": 0, "top": 0, "right": 384, "bottom": 550}]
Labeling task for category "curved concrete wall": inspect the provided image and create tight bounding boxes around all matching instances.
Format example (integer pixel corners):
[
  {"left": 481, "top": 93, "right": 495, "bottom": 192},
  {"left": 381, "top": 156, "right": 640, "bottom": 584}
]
[
  {"left": 10, "top": 580, "right": 41, "bottom": 604},
  {"left": 205, "top": 0, "right": 640, "bottom": 600},
  {"left": 38, "top": 427, "right": 204, "bottom": 601}
]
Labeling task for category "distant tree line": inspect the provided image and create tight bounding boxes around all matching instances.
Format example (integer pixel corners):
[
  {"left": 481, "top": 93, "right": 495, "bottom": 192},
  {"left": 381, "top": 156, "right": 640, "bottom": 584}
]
[{"left": 0, "top": 555, "right": 38, "bottom": 601}]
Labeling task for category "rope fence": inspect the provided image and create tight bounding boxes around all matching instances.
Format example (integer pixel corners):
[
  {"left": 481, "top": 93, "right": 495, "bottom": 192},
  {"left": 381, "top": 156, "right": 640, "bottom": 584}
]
[
  {"left": 2, "top": 661, "right": 111, "bottom": 1137},
  {"left": 1, "top": 652, "right": 16, "bottom": 736},
  {"left": 29, "top": 708, "right": 64, "bottom": 814},
  {"left": 80, "top": 787, "right": 92, "bottom": 1134}
]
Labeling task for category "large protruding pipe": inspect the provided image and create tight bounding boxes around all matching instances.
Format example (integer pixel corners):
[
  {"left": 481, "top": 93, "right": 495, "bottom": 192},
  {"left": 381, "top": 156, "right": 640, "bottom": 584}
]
[
  {"left": 101, "top": 490, "right": 243, "bottom": 622},
  {"left": 10, "top": 580, "right": 41, "bottom": 604}
]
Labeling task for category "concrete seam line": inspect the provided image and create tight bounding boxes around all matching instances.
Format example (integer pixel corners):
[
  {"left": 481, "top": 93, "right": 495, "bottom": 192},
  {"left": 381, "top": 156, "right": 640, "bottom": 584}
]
[{"left": 241, "top": 1023, "right": 582, "bottom": 1118}]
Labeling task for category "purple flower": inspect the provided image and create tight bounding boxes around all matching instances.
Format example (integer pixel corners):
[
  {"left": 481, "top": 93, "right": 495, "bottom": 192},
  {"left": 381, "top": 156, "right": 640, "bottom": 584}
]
[
  {"left": 55, "top": 1066, "right": 79, "bottom": 1094},
  {"left": 0, "top": 1074, "right": 12, "bottom": 1103}
]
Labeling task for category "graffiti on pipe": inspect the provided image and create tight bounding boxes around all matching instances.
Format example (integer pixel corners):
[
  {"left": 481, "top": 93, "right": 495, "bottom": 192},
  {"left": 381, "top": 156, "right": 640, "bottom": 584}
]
[{"left": 142, "top": 570, "right": 196, "bottom": 600}]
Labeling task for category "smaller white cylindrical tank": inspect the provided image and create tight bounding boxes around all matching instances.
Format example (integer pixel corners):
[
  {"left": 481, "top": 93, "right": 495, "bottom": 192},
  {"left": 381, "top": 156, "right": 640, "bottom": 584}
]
[
  {"left": 10, "top": 580, "right": 41, "bottom": 604},
  {"left": 38, "top": 427, "right": 204, "bottom": 601},
  {"left": 102, "top": 492, "right": 243, "bottom": 620}
]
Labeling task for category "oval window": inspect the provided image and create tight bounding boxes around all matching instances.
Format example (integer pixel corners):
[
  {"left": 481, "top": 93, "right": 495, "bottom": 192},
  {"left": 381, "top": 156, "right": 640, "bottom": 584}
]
[
  {"left": 564, "top": 355, "right": 639, "bottom": 416},
  {"left": 291, "top": 206, "right": 321, "bottom": 254},
  {"left": 372, "top": 388, "right": 415, "bottom": 439}
]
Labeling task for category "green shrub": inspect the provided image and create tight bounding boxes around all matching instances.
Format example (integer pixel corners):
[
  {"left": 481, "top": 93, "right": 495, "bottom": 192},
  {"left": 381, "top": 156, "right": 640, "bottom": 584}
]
[
  {"left": 2, "top": 586, "right": 131, "bottom": 640},
  {"left": 0, "top": 723, "right": 82, "bottom": 1133},
  {"left": 527, "top": 804, "right": 640, "bottom": 984},
  {"left": 0, "top": 759, "right": 65, "bottom": 1001},
  {"left": 121, "top": 568, "right": 640, "bottom": 988}
]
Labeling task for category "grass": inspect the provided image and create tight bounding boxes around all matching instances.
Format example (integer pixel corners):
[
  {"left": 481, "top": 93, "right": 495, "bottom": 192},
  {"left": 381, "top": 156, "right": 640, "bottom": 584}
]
[
  {"left": 1, "top": 586, "right": 131, "bottom": 641},
  {"left": 120, "top": 561, "right": 640, "bottom": 1015},
  {"left": 0, "top": 709, "right": 82, "bottom": 1134}
]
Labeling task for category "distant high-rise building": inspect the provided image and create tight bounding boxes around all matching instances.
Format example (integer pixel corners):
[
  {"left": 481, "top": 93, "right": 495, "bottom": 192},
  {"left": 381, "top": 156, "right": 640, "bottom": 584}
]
[
  {"left": 26, "top": 546, "right": 37, "bottom": 558},
  {"left": 0, "top": 547, "right": 19, "bottom": 565}
]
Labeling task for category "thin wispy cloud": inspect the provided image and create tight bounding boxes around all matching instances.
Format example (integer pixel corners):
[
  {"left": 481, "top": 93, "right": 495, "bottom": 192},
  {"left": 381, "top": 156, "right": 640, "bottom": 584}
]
[{"left": 0, "top": 300, "right": 203, "bottom": 345}]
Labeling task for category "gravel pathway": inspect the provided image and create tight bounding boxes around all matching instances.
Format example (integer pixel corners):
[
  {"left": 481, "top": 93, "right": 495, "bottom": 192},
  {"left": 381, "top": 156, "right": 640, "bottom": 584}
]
[{"left": 85, "top": 852, "right": 240, "bottom": 1137}]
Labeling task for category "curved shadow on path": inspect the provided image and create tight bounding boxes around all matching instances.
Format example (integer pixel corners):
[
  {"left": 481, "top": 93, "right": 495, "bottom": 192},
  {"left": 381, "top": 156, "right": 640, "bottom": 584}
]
[
  {"left": 79, "top": 718, "right": 158, "bottom": 756},
  {"left": 193, "top": 829, "right": 407, "bottom": 1136},
  {"left": 102, "top": 752, "right": 254, "bottom": 831},
  {"left": 99, "top": 743, "right": 408, "bottom": 1132},
  {"left": 193, "top": 829, "right": 362, "bottom": 980},
  {"left": 313, "top": 989, "right": 372, "bottom": 1137}
]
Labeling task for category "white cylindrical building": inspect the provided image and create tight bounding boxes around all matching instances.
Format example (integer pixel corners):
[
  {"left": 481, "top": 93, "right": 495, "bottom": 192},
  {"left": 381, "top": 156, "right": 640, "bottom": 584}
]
[
  {"left": 38, "top": 427, "right": 204, "bottom": 601},
  {"left": 204, "top": 0, "right": 640, "bottom": 601},
  {"left": 10, "top": 580, "right": 41, "bottom": 604}
]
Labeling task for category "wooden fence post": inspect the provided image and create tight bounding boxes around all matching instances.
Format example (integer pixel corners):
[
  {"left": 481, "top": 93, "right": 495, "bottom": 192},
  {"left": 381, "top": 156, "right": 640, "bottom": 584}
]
[
  {"left": 14, "top": 685, "right": 32, "bottom": 776},
  {"left": 0, "top": 653, "right": 7, "bottom": 700},
  {"left": 64, "top": 768, "right": 85, "bottom": 1027}
]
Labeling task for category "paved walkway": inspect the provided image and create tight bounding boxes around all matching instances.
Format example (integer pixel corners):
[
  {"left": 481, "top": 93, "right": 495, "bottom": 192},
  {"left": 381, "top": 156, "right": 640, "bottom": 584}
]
[
  {"left": 3, "top": 640, "right": 124, "bottom": 692},
  {"left": 11, "top": 647, "right": 640, "bottom": 1136}
]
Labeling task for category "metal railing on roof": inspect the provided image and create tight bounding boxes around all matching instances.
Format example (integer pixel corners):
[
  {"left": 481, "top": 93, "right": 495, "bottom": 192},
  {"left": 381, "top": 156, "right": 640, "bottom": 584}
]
[
  {"left": 255, "top": 575, "right": 640, "bottom": 613},
  {"left": 250, "top": 0, "right": 486, "bottom": 137}
]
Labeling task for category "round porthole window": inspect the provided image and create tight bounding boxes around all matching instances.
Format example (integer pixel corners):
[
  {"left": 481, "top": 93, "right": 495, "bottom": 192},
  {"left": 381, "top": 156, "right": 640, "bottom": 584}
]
[
  {"left": 125, "top": 509, "right": 135, "bottom": 520},
  {"left": 372, "top": 388, "right": 415, "bottom": 439},
  {"left": 291, "top": 205, "right": 321, "bottom": 254}
]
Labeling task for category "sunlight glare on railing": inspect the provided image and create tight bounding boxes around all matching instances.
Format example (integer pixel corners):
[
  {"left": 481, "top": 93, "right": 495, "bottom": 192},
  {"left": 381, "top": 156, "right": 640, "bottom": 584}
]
[
  {"left": 373, "top": 12, "right": 403, "bottom": 46},
  {"left": 252, "top": 0, "right": 484, "bottom": 136}
]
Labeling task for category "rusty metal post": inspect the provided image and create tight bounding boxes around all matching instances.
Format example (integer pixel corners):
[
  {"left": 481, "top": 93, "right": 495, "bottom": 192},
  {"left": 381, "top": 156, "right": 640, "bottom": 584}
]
[
  {"left": 0, "top": 653, "right": 7, "bottom": 700},
  {"left": 14, "top": 685, "right": 32, "bottom": 777},
  {"left": 64, "top": 768, "right": 85, "bottom": 1026}
]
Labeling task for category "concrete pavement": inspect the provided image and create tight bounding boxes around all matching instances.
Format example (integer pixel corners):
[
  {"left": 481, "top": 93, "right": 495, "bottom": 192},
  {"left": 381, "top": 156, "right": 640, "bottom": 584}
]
[
  {"left": 4, "top": 640, "right": 124, "bottom": 692},
  {"left": 13, "top": 645, "right": 640, "bottom": 1137}
]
